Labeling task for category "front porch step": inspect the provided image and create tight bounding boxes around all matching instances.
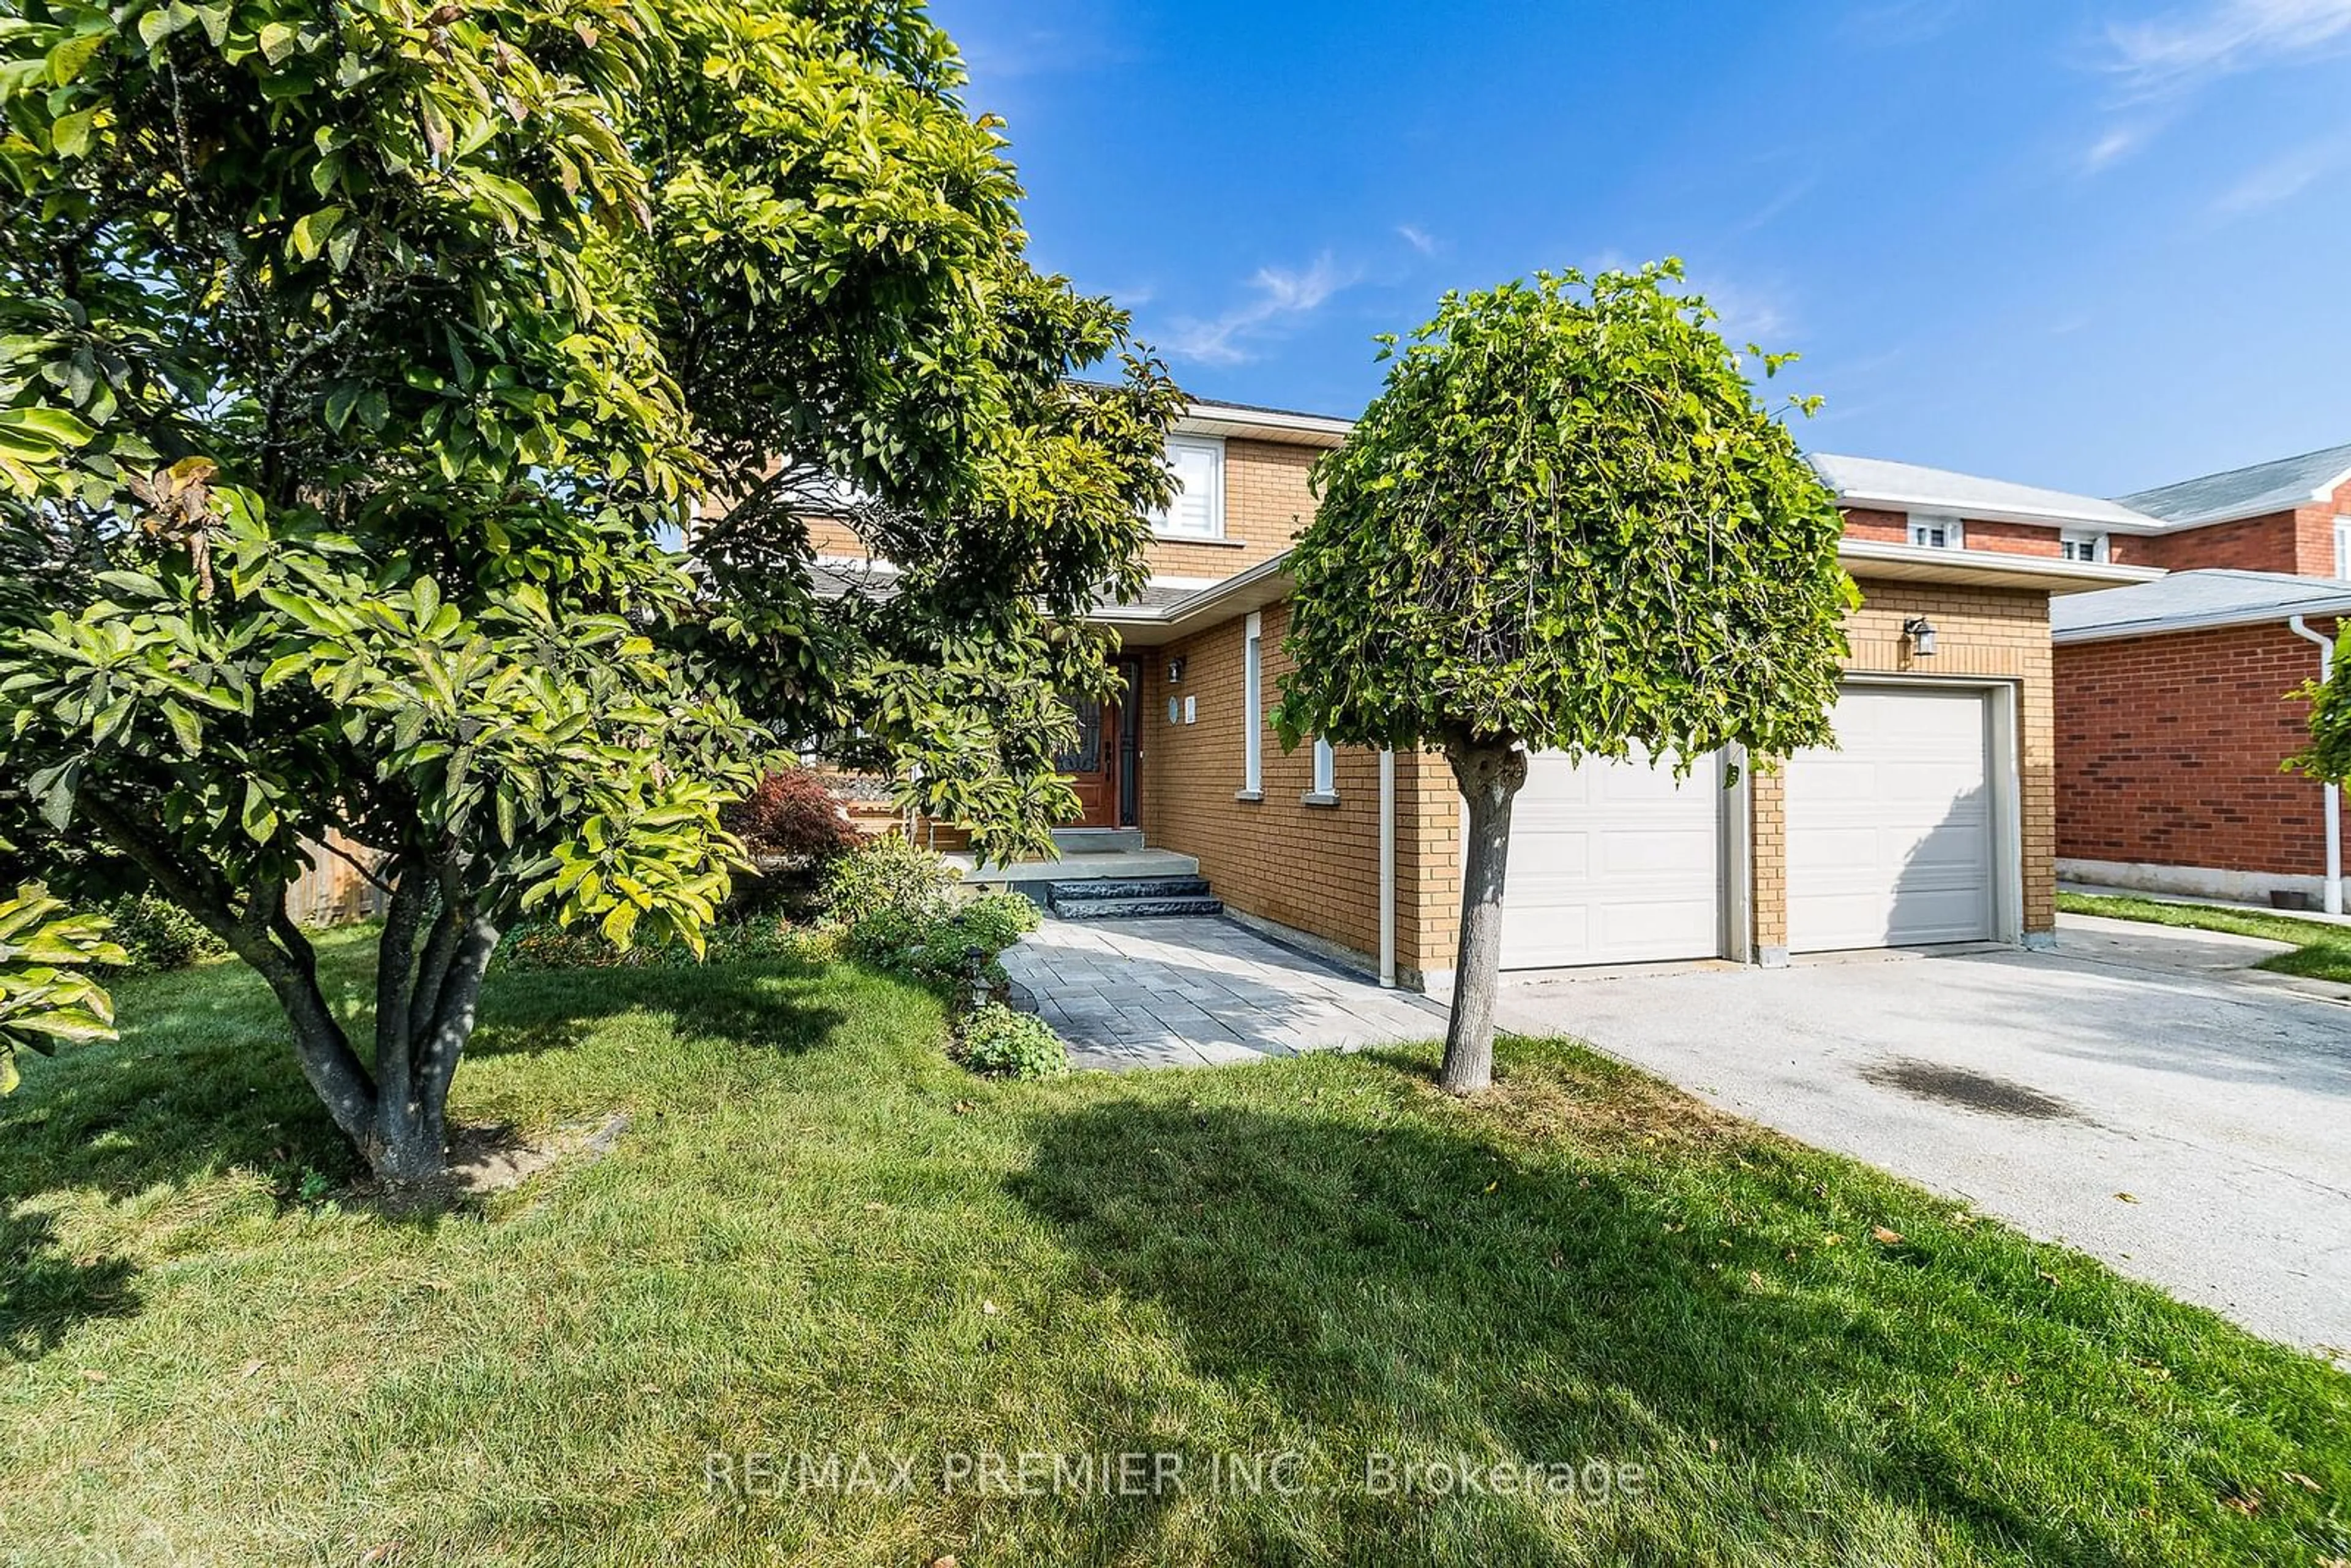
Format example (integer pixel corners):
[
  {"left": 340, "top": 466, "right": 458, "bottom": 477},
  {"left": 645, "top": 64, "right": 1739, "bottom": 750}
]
[
  {"left": 1051, "top": 893, "right": 1225, "bottom": 921},
  {"left": 1052, "top": 827, "right": 1144, "bottom": 854},
  {"left": 1045, "top": 876, "right": 1222, "bottom": 920},
  {"left": 1048, "top": 877, "right": 1212, "bottom": 902}
]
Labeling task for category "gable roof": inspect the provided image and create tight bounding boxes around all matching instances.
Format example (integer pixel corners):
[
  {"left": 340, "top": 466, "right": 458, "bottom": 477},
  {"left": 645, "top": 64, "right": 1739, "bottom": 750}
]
[
  {"left": 2116, "top": 441, "right": 2351, "bottom": 530},
  {"left": 1809, "top": 452, "right": 2159, "bottom": 531},
  {"left": 2052, "top": 568, "right": 2351, "bottom": 643}
]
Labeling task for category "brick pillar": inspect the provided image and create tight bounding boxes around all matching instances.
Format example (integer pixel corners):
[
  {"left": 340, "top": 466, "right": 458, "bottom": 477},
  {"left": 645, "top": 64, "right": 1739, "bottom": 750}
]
[
  {"left": 1750, "top": 767, "right": 1788, "bottom": 967},
  {"left": 1398, "top": 748, "right": 1463, "bottom": 992}
]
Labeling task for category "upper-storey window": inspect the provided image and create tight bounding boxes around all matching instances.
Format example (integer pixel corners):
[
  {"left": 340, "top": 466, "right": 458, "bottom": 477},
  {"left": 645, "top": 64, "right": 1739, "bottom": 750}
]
[
  {"left": 2060, "top": 531, "right": 2107, "bottom": 563},
  {"left": 1155, "top": 435, "right": 1227, "bottom": 540},
  {"left": 2335, "top": 516, "right": 2350, "bottom": 580},
  {"left": 1907, "top": 512, "right": 1963, "bottom": 550}
]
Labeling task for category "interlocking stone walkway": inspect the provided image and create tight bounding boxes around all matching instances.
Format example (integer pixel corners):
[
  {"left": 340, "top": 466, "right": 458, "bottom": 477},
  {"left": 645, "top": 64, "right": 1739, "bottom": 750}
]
[{"left": 1002, "top": 915, "right": 1448, "bottom": 1070}]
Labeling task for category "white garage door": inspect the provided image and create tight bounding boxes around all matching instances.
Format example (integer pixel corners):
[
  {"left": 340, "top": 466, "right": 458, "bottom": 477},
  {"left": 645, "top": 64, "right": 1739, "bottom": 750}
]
[
  {"left": 1787, "top": 686, "right": 1996, "bottom": 953},
  {"left": 1502, "top": 751, "right": 1724, "bottom": 969}
]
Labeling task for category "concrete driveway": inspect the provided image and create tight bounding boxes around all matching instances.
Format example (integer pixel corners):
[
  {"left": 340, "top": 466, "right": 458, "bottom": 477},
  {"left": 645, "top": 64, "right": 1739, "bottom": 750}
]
[{"left": 1499, "top": 915, "right": 2351, "bottom": 1358}]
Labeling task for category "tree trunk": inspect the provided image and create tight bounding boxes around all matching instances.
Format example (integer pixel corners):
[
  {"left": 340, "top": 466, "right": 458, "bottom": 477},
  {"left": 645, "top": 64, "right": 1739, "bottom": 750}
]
[
  {"left": 82, "top": 792, "right": 500, "bottom": 1193},
  {"left": 1441, "top": 733, "right": 1529, "bottom": 1095},
  {"left": 365, "top": 897, "right": 500, "bottom": 1195}
]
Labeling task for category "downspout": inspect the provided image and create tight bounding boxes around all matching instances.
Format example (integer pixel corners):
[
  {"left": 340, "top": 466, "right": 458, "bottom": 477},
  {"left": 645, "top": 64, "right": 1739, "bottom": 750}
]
[
  {"left": 1378, "top": 749, "right": 1397, "bottom": 988},
  {"left": 2289, "top": 616, "right": 2343, "bottom": 917}
]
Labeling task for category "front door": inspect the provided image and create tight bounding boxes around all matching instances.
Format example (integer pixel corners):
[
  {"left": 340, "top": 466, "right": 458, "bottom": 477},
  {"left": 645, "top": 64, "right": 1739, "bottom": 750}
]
[
  {"left": 1059, "top": 694, "right": 1117, "bottom": 828},
  {"left": 1058, "top": 666, "right": 1141, "bottom": 830}
]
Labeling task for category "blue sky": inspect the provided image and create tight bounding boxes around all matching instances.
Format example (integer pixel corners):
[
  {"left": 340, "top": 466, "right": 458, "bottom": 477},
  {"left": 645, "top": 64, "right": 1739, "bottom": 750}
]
[{"left": 936, "top": 0, "right": 2351, "bottom": 498}]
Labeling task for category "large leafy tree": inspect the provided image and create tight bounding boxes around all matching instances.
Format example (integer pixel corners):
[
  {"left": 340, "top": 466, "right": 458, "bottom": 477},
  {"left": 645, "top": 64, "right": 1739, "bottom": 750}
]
[
  {"left": 1276, "top": 264, "right": 1853, "bottom": 1094},
  {"left": 0, "top": 0, "right": 1178, "bottom": 1187}
]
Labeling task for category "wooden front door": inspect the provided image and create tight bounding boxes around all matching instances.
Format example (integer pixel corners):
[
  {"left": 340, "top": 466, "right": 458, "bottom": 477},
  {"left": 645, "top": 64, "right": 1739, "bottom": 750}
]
[
  {"left": 1059, "top": 662, "right": 1140, "bottom": 829},
  {"left": 1059, "top": 694, "right": 1118, "bottom": 827}
]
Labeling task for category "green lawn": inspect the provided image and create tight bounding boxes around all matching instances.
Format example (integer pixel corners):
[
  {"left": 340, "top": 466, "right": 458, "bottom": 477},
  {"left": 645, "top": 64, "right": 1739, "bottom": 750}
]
[
  {"left": 2, "top": 936, "right": 2347, "bottom": 1566},
  {"left": 2060, "top": 890, "right": 2351, "bottom": 985}
]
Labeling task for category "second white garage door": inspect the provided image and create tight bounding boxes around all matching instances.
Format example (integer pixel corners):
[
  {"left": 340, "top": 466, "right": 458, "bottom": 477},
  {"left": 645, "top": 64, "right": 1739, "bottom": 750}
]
[
  {"left": 1502, "top": 750, "right": 1724, "bottom": 969},
  {"left": 1787, "top": 686, "right": 1997, "bottom": 953}
]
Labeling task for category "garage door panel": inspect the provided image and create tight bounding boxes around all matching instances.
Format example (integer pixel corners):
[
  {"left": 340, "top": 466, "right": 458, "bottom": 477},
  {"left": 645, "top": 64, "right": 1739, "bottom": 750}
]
[
  {"left": 1788, "top": 687, "right": 1997, "bottom": 953},
  {"left": 1597, "top": 763, "right": 1707, "bottom": 806},
  {"left": 1595, "top": 823, "right": 1717, "bottom": 877},
  {"left": 1596, "top": 895, "right": 1725, "bottom": 950},
  {"left": 1505, "top": 907, "right": 1592, "bottom": 970},
  {"left": 1502, "top": 750, "right": 1723, "bottom": 970},
  {"left": 1508, "top": 831, "right": 1594, "bottom": 883}
]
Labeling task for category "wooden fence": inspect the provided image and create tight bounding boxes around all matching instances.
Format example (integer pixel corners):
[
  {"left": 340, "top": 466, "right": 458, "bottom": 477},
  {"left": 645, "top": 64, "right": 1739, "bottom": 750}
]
[{"left": 289, "top": 831, "right": 390, "bottom": 927}]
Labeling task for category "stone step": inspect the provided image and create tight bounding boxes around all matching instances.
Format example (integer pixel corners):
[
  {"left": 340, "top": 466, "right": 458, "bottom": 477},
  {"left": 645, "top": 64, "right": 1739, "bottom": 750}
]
[
  {"left": 1046, "top": 877, "right": 1213, "bottom": 904},
  {"left": 1051, "top": 827, "right": 1146, "bottom": 855},
  {"left": 1051, "top": 895, "right": 1225, "bottom": 921}
]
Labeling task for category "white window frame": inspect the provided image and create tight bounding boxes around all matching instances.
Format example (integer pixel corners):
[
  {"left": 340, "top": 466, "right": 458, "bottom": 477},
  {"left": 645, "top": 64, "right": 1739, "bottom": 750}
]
[
  {"left": 2336, "top": 516, "right": 2351, "bottom": 580},
  {"left": 1155, "top": 435, "right": 1227, "bottom": 541},
  {"left": 1239, "top": 612, "right": 1262, "bottom": 799},
  {"left": 2060, "top": 530, "right": 2107, "bottom": 564},
  {"left": 1907, "top": 512, "right": 1963, "bottom": 550},
  {"left": 1307, "top": 737, "right": 1337, "bottom": 803}
]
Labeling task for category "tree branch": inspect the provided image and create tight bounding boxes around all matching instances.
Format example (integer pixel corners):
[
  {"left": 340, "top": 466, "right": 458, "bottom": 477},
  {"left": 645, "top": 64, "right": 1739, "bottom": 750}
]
[
  {"left": 80, "top": 789, "right": 380, "bottom": 1144},
  {"left": 315, "top": 833, "right": 395, "bottom": 896}
]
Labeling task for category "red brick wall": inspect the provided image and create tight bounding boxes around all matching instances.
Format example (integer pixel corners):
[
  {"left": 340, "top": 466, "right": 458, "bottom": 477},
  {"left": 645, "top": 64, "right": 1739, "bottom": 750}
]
[
  {"left": 1963, "top": 519, "right": 2064, "bottom": 557},
  {"left": 2055, "top": 621, "right": 2342, "bottom": 876},
  {"left": 1842, "top": 507, "right": 1910, "bottom": 544},
  {"left": 1839, "top": 508, "right": 2068, "bottom": 557},
  {"left": 2112, "top": 478, "right": 2351, "bottom": 576},
  {"left": 2112, "top": 511, "right": 2308, "bottom": 574}
]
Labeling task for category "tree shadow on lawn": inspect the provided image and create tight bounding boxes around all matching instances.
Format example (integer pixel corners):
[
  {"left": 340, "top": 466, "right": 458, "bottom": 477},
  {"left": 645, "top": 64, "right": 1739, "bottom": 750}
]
[
  {"left": 0, "top": 1204, "right": 139, "bottom": 1364},
  {"left": 0, "top": 949, "right": 857, "bottom": 1195},
  {"left": 1009, "top": 1045, "right": 2345, "bottom": 1566},
  {"left": 0, "top": 949, "right": 861, "bottom": 1356},
  {"left": 464, "top": 956, "right": 855, "bottom": 1063}
]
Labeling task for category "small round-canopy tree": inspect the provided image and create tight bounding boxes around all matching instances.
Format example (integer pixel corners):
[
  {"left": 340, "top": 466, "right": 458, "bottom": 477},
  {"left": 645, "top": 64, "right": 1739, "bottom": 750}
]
[{"left": 1275, "top": 263, "right": 1854, "bottom": 1093}]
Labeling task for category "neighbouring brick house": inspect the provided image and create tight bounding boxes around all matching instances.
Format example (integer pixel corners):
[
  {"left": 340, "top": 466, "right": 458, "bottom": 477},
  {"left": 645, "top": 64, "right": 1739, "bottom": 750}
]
[
  {"left": 842, "top": 403, "right": 2158, "bottom": 993},
  {"left": 2047, "top": 443, "right": 2351, "bottom": 910}
]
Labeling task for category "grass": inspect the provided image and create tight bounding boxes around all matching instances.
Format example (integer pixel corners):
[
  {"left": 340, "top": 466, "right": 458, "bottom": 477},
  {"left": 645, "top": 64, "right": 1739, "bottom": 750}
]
[
  {"left": 2059, "top": 890, "right": 2351, "bottom": 984},
  {"left": 1, "top": 936, "right": 2347, "bottom": 1565}
]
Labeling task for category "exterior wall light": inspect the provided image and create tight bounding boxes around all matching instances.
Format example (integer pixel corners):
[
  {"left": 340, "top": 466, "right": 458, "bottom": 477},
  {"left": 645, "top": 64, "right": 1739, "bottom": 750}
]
[
  {"left": 1165, "top": 655, "right": 1186, "bottom": 684},
  {"left": 1903, "top": 616, "right": 1938, "bottom": 658}
]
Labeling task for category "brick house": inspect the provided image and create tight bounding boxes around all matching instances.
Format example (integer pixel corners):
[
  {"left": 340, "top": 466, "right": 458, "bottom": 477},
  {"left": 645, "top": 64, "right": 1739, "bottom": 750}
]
[
  {"left": 2046, "top": 441, "right": 2351, "bottom": 911},
  {"left": 945, "top": 403, "right": 2154, "bottom": 993}
]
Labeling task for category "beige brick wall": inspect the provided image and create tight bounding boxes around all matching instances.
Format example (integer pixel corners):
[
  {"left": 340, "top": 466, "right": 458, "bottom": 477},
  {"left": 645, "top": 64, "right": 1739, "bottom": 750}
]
[
  {"left": 1745, "top": 577, "right": 2058, "bottom": 953},
  {"left": 1139, "top": 599, "right": 1387, "bottom": 963},
  {"left": 1747, "top": 769, "right": 1787, "bottom": 954},
  {"left": 1143, "top": 438, "right": 1319, "bottom": 580}
]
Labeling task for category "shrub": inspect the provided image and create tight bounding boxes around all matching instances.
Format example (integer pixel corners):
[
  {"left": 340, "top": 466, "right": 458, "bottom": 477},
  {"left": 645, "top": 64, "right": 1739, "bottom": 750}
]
[
  {"left": 103, "top": 893, "right": 223, "bottom": 973},
  {"left": 959, "top": 1002, "right": 1068, "bottom": 1079},
  {"left": 818, "top": 835, "right": 960, "bottom": 928},
  {"left": 724, "top": 769, "right": 859, "bottom": 864},
  {"left": 954, "top": 890, "right": 1041, "bottom": 952},
  {"left": 494, "top": 913, "right": 834, "bottom": 973},
  {"left": 844, "top": 890, "right": 1037, "bottom": 989}
]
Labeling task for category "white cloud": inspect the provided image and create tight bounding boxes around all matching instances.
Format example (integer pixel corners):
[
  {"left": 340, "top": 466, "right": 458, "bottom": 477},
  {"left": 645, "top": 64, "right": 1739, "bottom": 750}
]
[
  {"left": 1731, "top": 176, "right": 1818, "bottom": 234},
  {"left": 1164, "top": 254, "right": 1355, "bottom": 366},
  {"left": 2103, "top": 0, "right": 2351, "bottom": 94},
  {"left": 1397, "top": 223, "right": 1439, "bottom": 257},
  {"left": 1696, "top": 278, "right": 1796, "bottom": 345},
  {"left": 2083, "top": 123, "right": 2153, "bottom": 171},
  {"left": 2213, "top": 133, "right": 2351, "bottom": 211}
]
